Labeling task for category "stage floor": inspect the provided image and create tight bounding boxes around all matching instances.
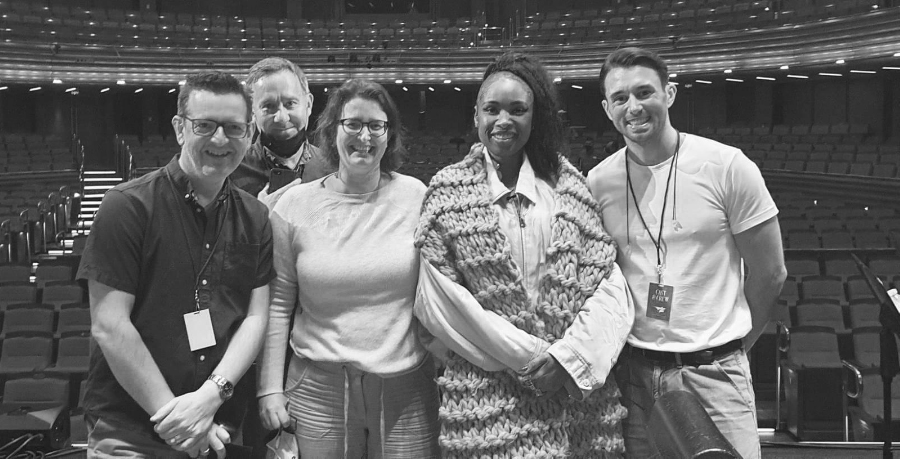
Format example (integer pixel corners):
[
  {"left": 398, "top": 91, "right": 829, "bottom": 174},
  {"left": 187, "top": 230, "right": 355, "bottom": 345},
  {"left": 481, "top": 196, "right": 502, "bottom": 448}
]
[{"left": 762, "top": 430, "right": 900, "bottom": 457}]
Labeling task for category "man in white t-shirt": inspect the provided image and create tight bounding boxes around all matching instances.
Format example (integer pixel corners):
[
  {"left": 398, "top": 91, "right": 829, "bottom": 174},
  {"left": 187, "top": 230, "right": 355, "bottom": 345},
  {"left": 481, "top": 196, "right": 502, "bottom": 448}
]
[{"left": 587, "top": 47, "right": 787, "bottom": 459}]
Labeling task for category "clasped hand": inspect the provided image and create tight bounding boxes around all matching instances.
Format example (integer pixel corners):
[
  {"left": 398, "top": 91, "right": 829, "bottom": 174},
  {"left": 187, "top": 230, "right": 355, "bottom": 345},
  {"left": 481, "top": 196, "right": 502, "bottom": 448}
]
[
  {"left": 150, "top": 384, "right": 223, "bottom": 453},
  {"left": 518, "top": 352, "right": 569, "bottom": 397}
]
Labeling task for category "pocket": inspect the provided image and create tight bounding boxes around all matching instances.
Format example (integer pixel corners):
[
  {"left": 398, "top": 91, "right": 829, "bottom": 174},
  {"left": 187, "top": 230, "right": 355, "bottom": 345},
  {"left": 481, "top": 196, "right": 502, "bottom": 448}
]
[
  {"left": 711, "top": 352, "right": 756, "bottom": 410},
  {"left": 284, "top": 356, "right": 311, "bottom": 394},
  {"left": 223, "top": 242, "right": 260, "bottom": 294}
]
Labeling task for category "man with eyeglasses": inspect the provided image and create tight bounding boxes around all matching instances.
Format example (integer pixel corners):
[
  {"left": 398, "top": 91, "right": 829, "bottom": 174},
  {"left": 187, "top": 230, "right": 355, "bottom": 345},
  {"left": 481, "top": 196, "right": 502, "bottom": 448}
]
[
  {"left": 231, "top": 57, "right": 332, "bottom": 204},
  {"left": 77, "top": 71, "right": 275, "bottom": 458}
]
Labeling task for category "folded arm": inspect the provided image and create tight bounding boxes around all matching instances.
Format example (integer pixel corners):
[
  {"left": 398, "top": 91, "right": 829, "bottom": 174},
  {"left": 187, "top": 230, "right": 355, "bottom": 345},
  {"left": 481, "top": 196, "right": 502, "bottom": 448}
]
[{"left": 414, "top": 255, "right": 548, "bottom": 372}]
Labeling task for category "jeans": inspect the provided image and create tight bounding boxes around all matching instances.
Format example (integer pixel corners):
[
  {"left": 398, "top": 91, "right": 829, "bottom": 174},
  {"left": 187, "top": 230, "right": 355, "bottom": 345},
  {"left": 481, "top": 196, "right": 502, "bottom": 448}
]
[
  {"left": 614, "top": 348, "right": 760, "bottom": 459},
  {"left": 284, "top": 354, "right": 441, "bottom": 459}
]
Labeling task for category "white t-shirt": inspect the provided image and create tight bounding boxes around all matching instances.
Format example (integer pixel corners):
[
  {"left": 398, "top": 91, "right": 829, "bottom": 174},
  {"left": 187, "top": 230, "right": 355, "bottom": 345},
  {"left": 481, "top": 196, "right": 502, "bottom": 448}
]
[{"left": 587, "top": 134, "right": 778, "bottom": 352}]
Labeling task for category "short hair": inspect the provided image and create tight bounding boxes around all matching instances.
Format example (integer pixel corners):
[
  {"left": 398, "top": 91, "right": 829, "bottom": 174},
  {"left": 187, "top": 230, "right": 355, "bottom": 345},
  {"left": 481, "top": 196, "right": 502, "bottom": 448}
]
[
  {"left": 245, "top": 57, "right": 310, "bottom": 97},
  {"left": 314, "top": 79, "right": 407, "bottom": 173},
  {"left": 599, "top": 47, "right": 669, "bottom": 99},
  {"left": 480, "top": 51, "right": 564, "bottom": 182},
  {"left": 177, "top": 71, "right": 251, "bottom": 121}
]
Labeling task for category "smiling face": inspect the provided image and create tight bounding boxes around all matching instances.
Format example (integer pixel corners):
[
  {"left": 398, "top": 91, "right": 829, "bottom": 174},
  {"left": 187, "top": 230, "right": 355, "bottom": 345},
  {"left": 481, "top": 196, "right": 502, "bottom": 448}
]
[
  {"left": 251, "top": 70, "right": 312, "bottom": 141},
  {"left": 475, "top": 72, "right": 534, "bottom": 162},
  {"left": 173, "top": 89, "right": 250, "bottom": 184},
  {"left": 336, "top": 97, "right": 389, "bottom": 175},
  {"left": 602, "top": 65, "right": 676, "bottom": 147}
]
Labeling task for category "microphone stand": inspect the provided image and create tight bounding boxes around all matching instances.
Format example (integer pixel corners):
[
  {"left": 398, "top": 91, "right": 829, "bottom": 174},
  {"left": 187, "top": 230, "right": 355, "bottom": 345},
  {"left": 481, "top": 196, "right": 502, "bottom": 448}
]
[{"left": 851, "top": 253, "right": 900, "bottom": 459}]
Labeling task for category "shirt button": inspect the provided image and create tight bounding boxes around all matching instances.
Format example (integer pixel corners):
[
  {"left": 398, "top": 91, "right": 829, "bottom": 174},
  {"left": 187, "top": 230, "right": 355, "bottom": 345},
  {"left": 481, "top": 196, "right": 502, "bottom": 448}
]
[
  {"left": 196, "top": 208, "right": 202, "bottom": 213},
  {"left": 201, "top": 279, "right": 208, "bottom": 286},
  {"left": 200, "top": 355, "right": 206, "bottom": 362},
  {"left": 205, "top": 243, "right": 210, "bottom": 249},
  {"left": 581, "top": 379, "right": 591, "bottom": 388}
]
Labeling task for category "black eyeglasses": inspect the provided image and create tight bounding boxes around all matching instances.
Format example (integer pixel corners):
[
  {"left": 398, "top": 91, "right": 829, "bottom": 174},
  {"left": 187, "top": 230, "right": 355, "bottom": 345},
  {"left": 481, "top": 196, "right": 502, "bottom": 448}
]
[
  {"left": 180, "top": 116, "right": 251, "bottom": 139},
  {"left": 339, "top": 119, "right": 389, "bottom": 137}
]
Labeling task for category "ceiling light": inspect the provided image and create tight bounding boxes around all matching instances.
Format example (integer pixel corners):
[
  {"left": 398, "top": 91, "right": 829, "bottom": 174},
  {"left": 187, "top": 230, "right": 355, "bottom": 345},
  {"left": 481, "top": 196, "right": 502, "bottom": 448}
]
[
  {"left": 850, "top": 70, "right": 876, "bottom": 74},
  {"left": 571, "top": 84, "right": 583, "bottom": 89},
  {"left": 819, "top": 72, "right": 842, "bottom": 77},
  {"left": 835, "top": 59, "right": 845, "bottom": 64},
  {"left": 780, "top": 65, "right": 789, "bottom": 70},
  {"left": 0, "top": 86, "right": 7, "bottom": 91},
  {"left": 454, "top": 87, "right": 461, "bottom": 91},
  {"left": 52, "top": 78, "right": 62, "bottom": 84},
  {"left": 402, "top": 86, "right": 408, "bottom": 91},
  {"left": 65, "top": 87, "right": 77, "bottom": 92},
  {"left": 553, "top": 77, "right": 562, "bottom": 83},
  {"left": 395, "top": 79, "right": 403, "bottom": 84},
  {"left": 116, "top": 79, "right": 126, "bottom": 85},
  {"left": 893, "top": 52, "right": 900, "bottom": 57},
  {"left": 168, "top": 88, "right": 177, "bottom": 93},
  {"left": 428, "top": 87, "right": 434, "bottom": 91},
  {"left": 884, "top": 66, "right": 900, "bottom": 70},
  {"left": 443, "top": 79, "right": 452, "bottom": 84},
  {"left": 669, "top": 73, "right": 677, "bottom": 78},
  {"left": 787, "top": 74, "right": 808, "bottom": 79},
  {"left": 135, "top": 88, "right": 143, "bottom": 93},
  {"left": 724, "top": 69, "right": 732, "bottom": 74},
  {"left": 725, "top": 78, "right": 744, "bottom": 82},
  {"left": 29, "top": 86, "right": 41, "bottom": 91},
  {"left": 696, "top": 80, "right": 712, "bottom": 84},
  {"left": 100, "top": 87, "right": 110, "bottom": 93},
  {"left": 756, "top": 76, "right": 776, "bottom": 81},
  {"left": 178, "top": 80, "right": 186, "bottom": 86}
]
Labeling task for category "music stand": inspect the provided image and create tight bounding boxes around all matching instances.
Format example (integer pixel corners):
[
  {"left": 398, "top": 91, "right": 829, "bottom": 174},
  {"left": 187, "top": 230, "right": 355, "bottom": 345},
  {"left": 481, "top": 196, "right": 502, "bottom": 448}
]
[{"left": 851, "top": 253, "right": 900, "bottom": 458}]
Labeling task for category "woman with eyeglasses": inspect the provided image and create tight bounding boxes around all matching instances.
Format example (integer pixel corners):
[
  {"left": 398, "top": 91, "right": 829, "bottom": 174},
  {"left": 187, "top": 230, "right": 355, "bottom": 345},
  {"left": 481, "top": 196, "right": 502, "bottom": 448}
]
[{"left": 257, "top": 78, "right": 440, "bottom": 458}]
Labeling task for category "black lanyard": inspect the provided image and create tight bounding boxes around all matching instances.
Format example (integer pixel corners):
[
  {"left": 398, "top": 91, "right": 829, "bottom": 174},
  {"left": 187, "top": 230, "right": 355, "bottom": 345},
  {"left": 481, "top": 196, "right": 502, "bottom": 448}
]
[
  {"left": 165, "top": 168, "right": 228, "bottom": 311},
  {"left": 625, "top": 132, "right": 681, "bottom": 283}
]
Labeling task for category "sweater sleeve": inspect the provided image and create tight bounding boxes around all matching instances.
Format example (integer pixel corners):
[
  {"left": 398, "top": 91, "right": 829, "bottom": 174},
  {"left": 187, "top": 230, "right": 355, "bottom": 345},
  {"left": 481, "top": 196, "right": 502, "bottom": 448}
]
[
  {"left": 414, "top": 181, "right": 547, "bottom": 372},
  {"left": 257, "top": 204, "right": 299, "bottom": 398}
]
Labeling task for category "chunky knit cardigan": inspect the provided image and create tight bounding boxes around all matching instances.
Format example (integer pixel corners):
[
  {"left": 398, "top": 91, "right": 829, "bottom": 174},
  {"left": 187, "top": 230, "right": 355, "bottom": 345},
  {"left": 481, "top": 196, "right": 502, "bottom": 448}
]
[{"left": 415, "top": 149, "right": 627, "bottom": 458}]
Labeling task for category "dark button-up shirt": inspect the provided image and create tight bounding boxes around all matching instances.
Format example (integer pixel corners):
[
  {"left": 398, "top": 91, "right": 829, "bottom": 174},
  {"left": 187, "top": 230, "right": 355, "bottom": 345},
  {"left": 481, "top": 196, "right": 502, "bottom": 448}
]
[
  {"left": 230, "top": 133, "right": 331, "bottom": 197},
  {"left": 77, "top": 156, "right": 275, "bottom": 436}
]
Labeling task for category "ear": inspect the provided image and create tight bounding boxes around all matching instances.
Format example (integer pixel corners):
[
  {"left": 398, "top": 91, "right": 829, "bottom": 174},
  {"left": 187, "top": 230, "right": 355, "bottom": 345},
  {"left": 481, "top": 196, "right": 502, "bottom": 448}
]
[
  {"left": 171, "top": 115, "right": 185, "bottom": 146},
  {"left": 665, "top": 83, "right": 677, "bottom": 108},
  {"left": 306, "top": 92, "right": 314, "bottom": 111},
  {"left": 473, "top": 106, "right": 478, "bottom": 128},
  {"left": 601, "top": 99, "right": 613, "bottom": 121}
]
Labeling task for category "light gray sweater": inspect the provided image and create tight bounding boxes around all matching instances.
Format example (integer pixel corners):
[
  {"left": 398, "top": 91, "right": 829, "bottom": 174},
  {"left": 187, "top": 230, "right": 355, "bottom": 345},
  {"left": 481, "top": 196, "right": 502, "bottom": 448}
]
[{"left": 258, "top": 173, "right": 428, "bottom": 396}]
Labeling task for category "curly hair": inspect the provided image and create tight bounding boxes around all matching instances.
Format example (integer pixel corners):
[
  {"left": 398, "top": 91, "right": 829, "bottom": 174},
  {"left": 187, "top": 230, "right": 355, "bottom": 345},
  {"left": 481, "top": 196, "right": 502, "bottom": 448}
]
[
  {"left": 479, "top": 51, "right": 564, "bottom": 182},
  {"left": 314, "top": 79, "right": 407, "bottom": 173}
]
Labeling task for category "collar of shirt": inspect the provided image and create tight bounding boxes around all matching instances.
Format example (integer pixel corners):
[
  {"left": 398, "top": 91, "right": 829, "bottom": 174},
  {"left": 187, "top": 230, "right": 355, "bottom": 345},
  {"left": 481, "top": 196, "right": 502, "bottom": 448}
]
[
  {"left": 263, "top": 140, "right": 312, "bottom": 172},
  {"left": 166, "top": 156, "right": 231, "bottom": 209},
  {"left": 483, "top": 148, "right": 541, "bottom": 206}
]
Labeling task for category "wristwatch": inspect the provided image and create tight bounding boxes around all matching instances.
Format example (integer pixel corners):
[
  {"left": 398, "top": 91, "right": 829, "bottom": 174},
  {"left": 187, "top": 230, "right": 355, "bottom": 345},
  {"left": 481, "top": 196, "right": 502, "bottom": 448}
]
[{"left": 207, "top": 374, "right": 234, "bottom": 401}]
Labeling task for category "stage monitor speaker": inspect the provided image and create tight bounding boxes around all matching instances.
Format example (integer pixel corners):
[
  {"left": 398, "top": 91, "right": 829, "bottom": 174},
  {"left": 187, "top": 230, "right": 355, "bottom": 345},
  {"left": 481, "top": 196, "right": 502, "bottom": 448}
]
[{"left": 0, "top": 405, "right": 70, "bottom": 451}]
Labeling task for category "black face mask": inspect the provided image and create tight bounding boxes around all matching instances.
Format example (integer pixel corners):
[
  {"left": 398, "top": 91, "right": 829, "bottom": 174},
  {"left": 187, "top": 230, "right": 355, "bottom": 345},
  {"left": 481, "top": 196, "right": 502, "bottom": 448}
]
[{"left": 260, "top": 128, "right": 307, "bottom": 159}]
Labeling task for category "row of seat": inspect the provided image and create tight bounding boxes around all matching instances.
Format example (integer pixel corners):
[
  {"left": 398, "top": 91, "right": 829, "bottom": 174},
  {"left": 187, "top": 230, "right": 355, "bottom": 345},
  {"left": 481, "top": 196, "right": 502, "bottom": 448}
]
[
  {"left": 0, "top": 374, "right": 88, "bottom": 443},
  {"left": 0, "top": 2, "right": 475, "bottom": 30},
  {"left": 780, "top": 275, "right": 897, "bottom": 306},
  {"left": 785, "top": 256, "right": 899, "bottom": 280},
  {"left": 0, "top": 263, "right": 74, "bottom": 286},
  {"left": 0, "top": 333, "right": 88, "bottom": 376},
  {"left": 0, "top": 302, "right": 89, "bottom": 339},
  {"left": 0, "top": 282, "right": 85, "bottom": 311}
]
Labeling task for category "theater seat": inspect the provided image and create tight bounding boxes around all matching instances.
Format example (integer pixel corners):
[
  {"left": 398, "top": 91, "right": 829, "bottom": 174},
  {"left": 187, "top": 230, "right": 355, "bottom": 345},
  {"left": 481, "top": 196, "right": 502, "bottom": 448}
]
[{"left": 780, "top": 326, "right": 843, "bottom": 440}]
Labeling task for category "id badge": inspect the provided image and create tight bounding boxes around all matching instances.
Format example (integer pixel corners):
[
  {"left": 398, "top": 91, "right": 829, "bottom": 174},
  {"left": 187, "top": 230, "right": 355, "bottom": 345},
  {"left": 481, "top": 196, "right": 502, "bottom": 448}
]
[
  {"left": 647, "top": 283, "right": 674, "bottom": 322},
  {"left": 184, "top": 309, "right": 216, "bottom": 351}
]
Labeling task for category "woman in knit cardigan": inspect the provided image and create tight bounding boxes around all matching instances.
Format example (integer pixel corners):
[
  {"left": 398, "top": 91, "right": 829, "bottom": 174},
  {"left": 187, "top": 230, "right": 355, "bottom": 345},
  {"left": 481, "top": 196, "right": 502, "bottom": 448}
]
[{"left": 414, "top": 52, "right": 634, "bottom": 458}]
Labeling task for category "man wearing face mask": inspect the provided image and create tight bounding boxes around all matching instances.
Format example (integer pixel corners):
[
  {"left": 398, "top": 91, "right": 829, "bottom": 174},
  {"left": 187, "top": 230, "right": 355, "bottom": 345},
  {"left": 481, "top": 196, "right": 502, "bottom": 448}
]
[{"left": 231, "top": 57, "right": 332, "bottom": 202}]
